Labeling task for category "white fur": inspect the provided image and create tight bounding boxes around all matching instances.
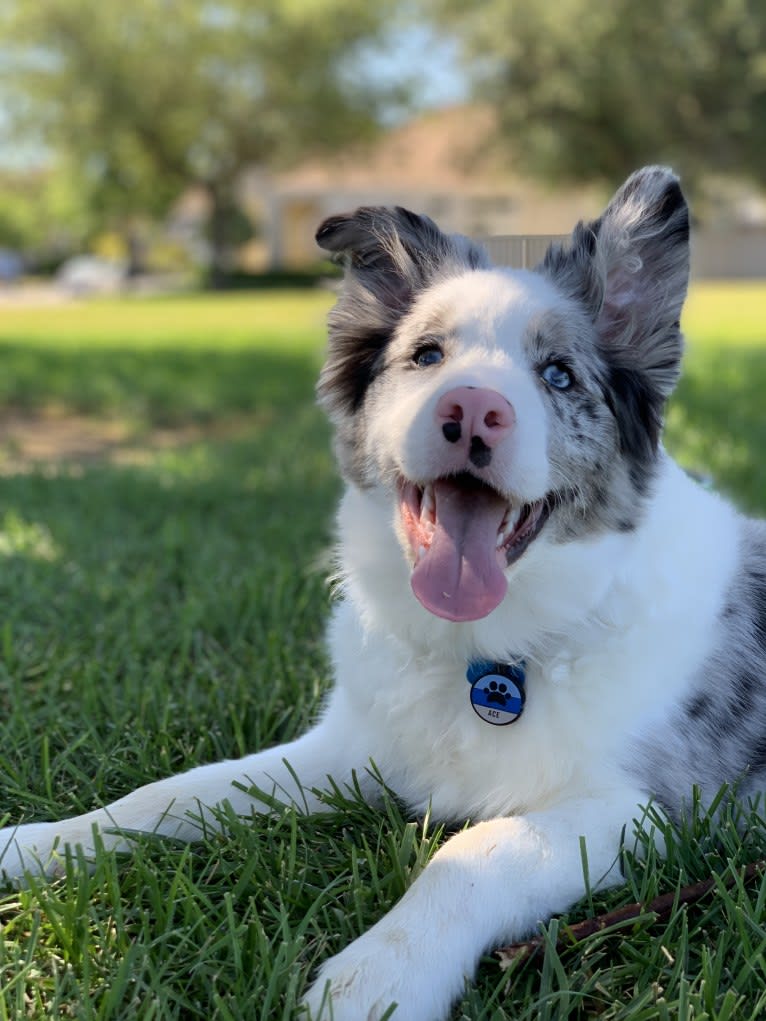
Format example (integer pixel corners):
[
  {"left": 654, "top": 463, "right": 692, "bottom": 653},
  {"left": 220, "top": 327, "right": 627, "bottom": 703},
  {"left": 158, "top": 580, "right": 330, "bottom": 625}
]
[
  {"left": 0, "top": 450, "right": 741, "bottom": 1020},
  {"left": 367, "top": 271, "right": 557, "bottom": 500},
  {"left": 0, "top": 185, "right": 748, "bottom": 1019}
]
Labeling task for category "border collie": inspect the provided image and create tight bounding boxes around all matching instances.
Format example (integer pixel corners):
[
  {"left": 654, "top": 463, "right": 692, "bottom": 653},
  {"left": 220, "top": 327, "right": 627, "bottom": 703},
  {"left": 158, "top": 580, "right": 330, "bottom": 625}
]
[{"left": 3, "top": 167, "right": 766, "bottom": 1021}]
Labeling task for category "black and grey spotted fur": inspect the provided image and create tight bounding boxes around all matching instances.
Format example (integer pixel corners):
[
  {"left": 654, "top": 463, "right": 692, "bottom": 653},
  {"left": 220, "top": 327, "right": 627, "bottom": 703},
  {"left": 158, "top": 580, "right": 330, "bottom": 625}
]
[
  {"left": 316, "top": 208, "right": 488, "bottom": 482},
  {"left": 316, "top": 167, "right": 766, "bottom": 822},
  {"left": 637, "top": 522, "right": 766, "bottom": 817},
  {"left": 317, "top": 167, "right": 690, "bottom": 544}
]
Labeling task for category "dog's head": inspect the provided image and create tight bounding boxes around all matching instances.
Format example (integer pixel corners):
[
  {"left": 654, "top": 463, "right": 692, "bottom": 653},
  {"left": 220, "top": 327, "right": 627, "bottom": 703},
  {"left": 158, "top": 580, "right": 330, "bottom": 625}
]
[{"left": 316, "top": 167, "right": 689, "bottom": 623}]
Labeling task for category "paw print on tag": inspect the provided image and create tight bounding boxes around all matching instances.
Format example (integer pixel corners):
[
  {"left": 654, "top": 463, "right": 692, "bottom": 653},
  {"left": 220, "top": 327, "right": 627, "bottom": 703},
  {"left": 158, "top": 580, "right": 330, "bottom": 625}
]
[
  {"left": 484, "top": 679, "right": 511, "bottom": 705},
  {"left": 466, "top": 661, "right": 525, "bottom": 726}
]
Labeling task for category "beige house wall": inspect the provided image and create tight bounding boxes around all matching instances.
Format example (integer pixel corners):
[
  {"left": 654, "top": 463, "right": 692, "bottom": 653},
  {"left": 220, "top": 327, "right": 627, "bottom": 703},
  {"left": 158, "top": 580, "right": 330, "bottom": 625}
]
[
  {"left": 237, "top": 107, "right": 766, "bottom": 279},
  {"left": 690, "top": 228, "right": 766, "bottom": 279}
]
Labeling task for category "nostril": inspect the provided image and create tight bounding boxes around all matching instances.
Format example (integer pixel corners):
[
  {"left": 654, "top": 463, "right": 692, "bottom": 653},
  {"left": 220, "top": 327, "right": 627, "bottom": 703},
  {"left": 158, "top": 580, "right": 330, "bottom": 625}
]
[
  {"left": 484, "top": 409, "right": 507, "bottom": 430},
  {"left": 442, "top": 421, "right": 461, "bottom": 443},
  {"left": 436, "top": 386, "right": 514, "bottom": 449}
]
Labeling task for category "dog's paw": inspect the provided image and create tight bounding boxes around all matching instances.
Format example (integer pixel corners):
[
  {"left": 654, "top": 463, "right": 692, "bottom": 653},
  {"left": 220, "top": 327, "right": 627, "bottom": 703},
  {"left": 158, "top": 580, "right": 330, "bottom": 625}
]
[
  {"left": 302, "top": 943, "right": 400, "bottom": 1021},
  {"left": 302, "top": 928, "right": 457, "bottom": 1021},
  {"left": 0, "top": 822, "right": 63, "bottom": 884}
]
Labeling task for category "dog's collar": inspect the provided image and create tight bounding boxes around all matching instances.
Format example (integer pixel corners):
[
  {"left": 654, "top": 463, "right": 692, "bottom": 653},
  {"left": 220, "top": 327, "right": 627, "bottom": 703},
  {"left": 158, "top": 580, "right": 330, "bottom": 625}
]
[{"left": 466, "top": 659, "right": 526, "bottom": 726}]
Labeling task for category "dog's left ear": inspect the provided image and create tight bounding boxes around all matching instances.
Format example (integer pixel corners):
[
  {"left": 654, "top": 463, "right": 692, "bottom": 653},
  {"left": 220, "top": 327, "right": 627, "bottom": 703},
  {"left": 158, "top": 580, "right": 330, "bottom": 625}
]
[
  {"left": 315, "top": 207, "right": 488, "bottom": 419},
  {"left": 542, "top": 166, "right": 689, "bottom": 402},
  {"left": 316, "top": 206, "right": 487, "bottom": 314}
]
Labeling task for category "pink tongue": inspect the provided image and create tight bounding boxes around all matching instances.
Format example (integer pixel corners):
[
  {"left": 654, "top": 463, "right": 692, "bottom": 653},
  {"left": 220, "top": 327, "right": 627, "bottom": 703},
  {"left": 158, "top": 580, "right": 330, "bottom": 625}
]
[{"left": 411, "top": 479, "right": 508, "bottom": 621}]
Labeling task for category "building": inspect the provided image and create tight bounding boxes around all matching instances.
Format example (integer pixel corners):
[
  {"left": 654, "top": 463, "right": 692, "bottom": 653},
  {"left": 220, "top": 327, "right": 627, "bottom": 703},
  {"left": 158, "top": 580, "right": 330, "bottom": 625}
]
[
  {"left": 239, "top": 105, "right": 604, "bottom": 271},
  {"left": 233, "top": 104, "right": 766, "bottom": 278}
]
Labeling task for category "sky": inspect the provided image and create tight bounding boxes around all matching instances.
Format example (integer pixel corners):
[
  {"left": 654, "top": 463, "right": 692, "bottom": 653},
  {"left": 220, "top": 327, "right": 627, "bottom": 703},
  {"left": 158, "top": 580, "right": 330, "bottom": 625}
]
[{"left": 361, "top": 24, "right": 470, "bottom": 121}]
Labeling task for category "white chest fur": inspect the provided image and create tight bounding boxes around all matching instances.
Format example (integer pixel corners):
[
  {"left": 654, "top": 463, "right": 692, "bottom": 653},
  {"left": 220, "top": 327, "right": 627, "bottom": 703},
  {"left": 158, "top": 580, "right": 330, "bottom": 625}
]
[{"left": 327, "top": 457, "right": 742, "bottom": 820}]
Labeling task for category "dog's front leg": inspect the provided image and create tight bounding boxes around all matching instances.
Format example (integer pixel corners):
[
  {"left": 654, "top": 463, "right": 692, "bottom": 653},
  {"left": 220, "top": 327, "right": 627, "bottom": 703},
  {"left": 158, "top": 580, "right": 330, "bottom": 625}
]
[
  {"left": 303, "top": 786, "right": 647, "bottom": 1021},
  {"left": 0, "top": 696, "right": 368, "bottom": 882}
]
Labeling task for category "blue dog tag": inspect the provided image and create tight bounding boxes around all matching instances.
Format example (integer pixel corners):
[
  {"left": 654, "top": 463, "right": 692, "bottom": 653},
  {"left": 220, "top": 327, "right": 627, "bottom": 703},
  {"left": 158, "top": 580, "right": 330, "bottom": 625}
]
[{"left": 466, "top": 660, "right": 526, "bottom": 726}]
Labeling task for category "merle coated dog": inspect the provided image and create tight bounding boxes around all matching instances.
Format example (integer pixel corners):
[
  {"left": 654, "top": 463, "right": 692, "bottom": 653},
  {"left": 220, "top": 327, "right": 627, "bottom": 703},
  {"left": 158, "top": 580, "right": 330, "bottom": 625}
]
[{"left": 4, "top": 167, "right": 766, "bottom": 1020}]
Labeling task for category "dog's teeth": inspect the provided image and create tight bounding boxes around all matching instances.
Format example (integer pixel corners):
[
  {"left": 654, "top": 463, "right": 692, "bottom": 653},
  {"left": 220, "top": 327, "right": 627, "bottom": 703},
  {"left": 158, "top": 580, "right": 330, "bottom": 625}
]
[
  {"left": 497, "top": 505, "right": 522, "bottom": 547},
  {"left": 422, "top": 484, "right": 434, "bottom": 521}
]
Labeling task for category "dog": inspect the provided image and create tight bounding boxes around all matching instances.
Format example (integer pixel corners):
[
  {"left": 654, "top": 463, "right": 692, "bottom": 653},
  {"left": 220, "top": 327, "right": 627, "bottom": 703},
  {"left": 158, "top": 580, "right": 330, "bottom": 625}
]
[{"left": 2, "top": 166, "right": 766, "bottom": 1020}]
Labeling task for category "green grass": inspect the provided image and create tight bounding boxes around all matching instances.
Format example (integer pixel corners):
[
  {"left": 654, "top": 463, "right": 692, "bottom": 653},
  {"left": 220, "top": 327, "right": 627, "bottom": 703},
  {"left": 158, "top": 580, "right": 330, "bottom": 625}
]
[
  {"left": 0, "top": 292, "right": 334, "bottom": 426},
  {"left": 0, "top": 284, "right": 764, "bottom": 1020},
  {"left": 670, "top": 282, "right": 766, "bottom": 511}
]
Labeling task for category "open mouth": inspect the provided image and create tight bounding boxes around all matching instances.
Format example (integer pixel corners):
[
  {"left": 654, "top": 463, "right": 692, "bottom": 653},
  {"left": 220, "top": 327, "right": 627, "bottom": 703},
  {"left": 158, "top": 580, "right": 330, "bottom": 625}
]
[{"left": 399, "top": 472, "right": 550, "bottom": 622}]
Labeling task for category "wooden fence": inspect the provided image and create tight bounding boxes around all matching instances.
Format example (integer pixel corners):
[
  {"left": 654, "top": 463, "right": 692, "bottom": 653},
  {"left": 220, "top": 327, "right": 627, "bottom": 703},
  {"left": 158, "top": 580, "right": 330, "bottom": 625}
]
[{"left": 484, "top": 234, "right": 567, "bottom": 269}]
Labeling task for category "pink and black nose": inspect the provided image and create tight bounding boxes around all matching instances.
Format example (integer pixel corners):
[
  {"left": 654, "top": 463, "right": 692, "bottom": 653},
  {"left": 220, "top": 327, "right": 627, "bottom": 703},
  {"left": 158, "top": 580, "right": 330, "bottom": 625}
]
[{"left": 435, "top": 386, "right": 514, "bottom": 468}]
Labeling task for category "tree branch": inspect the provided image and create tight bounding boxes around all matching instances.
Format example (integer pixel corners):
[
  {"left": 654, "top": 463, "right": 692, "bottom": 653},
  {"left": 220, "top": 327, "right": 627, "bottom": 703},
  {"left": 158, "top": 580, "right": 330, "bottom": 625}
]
[{"left": 496, "top": 860, "right": 766, "bottom": 969}]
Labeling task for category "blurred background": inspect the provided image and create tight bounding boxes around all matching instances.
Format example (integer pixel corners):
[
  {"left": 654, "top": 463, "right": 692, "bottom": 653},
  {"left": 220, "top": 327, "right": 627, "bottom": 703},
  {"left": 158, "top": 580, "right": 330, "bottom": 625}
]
[{"left": 0, "top": 0, "right": 763, "bottom": 291}]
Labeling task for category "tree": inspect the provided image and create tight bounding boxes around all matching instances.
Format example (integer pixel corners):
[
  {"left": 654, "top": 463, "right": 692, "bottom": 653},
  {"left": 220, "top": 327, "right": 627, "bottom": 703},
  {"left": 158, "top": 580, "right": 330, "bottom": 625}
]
[
  {"left": 0, "top": 0, "right": 402, "bottom": 280},
  {"left": 430, "top": 0, "right": 766, "bottom": 193},
  {"left": 0, "top": 163, "right": 95, "bottom": 266}
]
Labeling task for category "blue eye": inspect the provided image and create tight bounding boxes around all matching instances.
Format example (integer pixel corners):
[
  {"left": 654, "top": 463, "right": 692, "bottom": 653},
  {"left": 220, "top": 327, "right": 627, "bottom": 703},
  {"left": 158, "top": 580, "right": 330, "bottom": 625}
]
[
  {"left": 541, "top": 362, "right": 573, "bottom": 390},
  {"left": 413, "top": 345, "right": 444, "bottom": 368}
]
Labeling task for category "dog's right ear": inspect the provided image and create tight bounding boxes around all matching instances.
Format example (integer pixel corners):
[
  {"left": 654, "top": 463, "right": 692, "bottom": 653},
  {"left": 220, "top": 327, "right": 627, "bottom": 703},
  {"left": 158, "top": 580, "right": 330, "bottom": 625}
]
[
  {"left": 540, "top": 167, "right": 690, "bottom": 471},
  {"left": 316, "top": 208, "right": 487, "bottom": 422},
  {"left": 541, "top": 166, "right": 689, "bottom": 397}
]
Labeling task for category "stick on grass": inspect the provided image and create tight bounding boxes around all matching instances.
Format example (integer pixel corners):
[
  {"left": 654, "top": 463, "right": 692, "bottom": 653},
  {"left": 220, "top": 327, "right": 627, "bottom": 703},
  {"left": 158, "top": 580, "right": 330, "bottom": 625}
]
[{"left": 496, "top": 859, "right": 766, "bottom": 968}]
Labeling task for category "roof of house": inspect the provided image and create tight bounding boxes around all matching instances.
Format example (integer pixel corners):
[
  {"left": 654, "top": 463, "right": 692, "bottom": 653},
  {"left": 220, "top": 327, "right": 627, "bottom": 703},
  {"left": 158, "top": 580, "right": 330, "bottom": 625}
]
[{"left": 268, "top": 104, "right": 606, "bottom": 234}]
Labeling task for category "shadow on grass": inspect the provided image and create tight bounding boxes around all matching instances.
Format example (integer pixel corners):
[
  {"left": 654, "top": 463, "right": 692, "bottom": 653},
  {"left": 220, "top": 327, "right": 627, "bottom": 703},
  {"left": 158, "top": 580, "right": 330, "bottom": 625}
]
[
  {"left": 667, "top": 344, "right": 766, "bottom": 514},
  {"left": 0, "top": 344, "right": 339, "bottom": 814},
  {"left": 0, "top": 341, "right": 323, "bottom": 425}
]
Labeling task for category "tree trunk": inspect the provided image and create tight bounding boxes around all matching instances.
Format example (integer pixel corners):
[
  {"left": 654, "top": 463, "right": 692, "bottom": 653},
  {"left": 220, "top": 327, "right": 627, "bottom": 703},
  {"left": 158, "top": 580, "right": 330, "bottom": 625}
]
[
  {"left": 125, "top": 224, "right": 145, "bottom": 279},
  {"left": 206, "top": 185, "right": 230, "bottom": 289}
]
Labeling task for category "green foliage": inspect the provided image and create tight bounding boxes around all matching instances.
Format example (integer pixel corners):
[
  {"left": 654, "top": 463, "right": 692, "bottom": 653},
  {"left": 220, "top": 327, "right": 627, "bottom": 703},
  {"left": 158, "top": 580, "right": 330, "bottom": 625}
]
[
  {"left": 432, "top": 0, "right": 766, "bottom": 189},
  {"left": 0, "top": 286, "right": 764, "bottom": 1018},
  {"left": 0, "top": 165, "right": 93, "bottom": 258},
  {"left": 0, "top": 0, "right": 402, "bottom": 269}
]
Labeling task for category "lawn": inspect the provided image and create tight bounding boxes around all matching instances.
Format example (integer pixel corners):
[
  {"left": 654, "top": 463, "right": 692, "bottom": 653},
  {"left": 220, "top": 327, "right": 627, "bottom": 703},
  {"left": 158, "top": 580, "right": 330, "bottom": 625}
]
[{"left": 0, "top": 283, "right": 764, "bottom": 1021}]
